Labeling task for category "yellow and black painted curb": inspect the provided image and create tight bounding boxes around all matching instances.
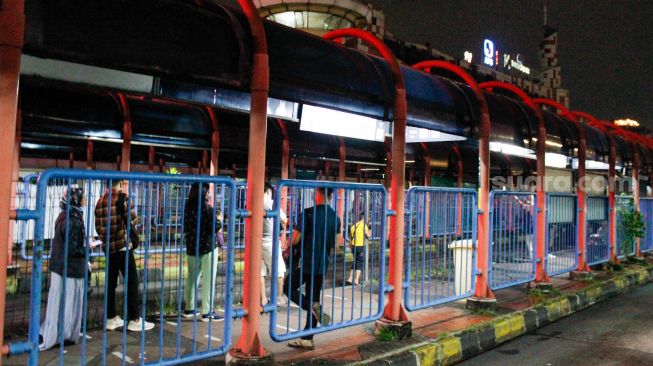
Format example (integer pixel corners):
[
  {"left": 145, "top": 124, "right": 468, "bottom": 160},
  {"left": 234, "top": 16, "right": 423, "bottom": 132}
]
[{"left": 352, "top": 265, "right": 653, "bottom": 366}]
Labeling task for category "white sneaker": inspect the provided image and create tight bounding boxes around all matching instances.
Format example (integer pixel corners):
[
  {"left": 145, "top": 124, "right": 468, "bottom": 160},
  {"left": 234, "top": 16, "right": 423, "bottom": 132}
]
[
  {"left": 127, "top": 317, "right": 154, "bottom": 332},
  {"left": 105, "top": 316, "right": 124, "bottom": 331}
]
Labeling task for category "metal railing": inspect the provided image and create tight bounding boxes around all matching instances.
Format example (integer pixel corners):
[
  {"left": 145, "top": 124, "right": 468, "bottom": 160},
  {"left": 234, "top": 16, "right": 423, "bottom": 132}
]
[
  {"left": 616, "top": 195, "right": 635, "bottom": 259},
  {"left": 268, "top": 180, "right": 388, "bottom": 342},
  {"left": 9, "top": 169, "right": 237, "bottom": 366},
  {"left": 489, "top": 191, "right": 537, "bottom": 290},
  {"left": 641, "top": 198, "right": 653, "bottom": 253},
  {"left": 586, "top": 195, "right": 610, "bottom": 266},
  {"left": 545, "top": 193, "right": 578, "bottom": 276},
  {"left": 404, "top": 187, "right": 477, "bottom": 311}
]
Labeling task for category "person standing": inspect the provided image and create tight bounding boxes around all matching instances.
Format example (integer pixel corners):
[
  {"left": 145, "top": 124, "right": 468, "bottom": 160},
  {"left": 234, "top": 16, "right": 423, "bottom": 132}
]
[
  {"left": 95, "top": 180, "right": 153, "bottom": 332},
  {"left": 346, "top": 212, "right": 370, "bottom": 287},
  {"left": 182, "top": 182, "right": 223, "bottom": 321},
  {"left": 261, "top": 182, "right": 288, "bottom": 306},
  {"left": 40, "top": 187, "right": 87, "bottom": 350},
  {"left": 284, "top": 187, "right": 341, "bottom": 349}
]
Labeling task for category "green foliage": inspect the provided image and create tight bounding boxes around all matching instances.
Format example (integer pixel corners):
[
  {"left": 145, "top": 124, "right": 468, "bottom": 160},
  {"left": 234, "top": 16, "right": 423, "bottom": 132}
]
[
  {"left": 376, "top": 327, "right": 399, "bottom": 342},
  {"left": 619, "top": 209, "right": 645, "bottom": 256},
  {"left": 471, "top": 308, "right": 497, "bottom": 317},
  {"left": 527, "top": 287, "right": 560, "bottom": 304},
  {"left": 606, "top": 261, "right": 623, "bottom": 272}
]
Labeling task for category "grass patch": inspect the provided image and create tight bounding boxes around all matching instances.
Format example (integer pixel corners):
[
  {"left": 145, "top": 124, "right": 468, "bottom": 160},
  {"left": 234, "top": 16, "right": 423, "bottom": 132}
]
[
  {"left": 471, "top": 308, "right": 497, "bottom": 317},
  {"left": 376, "top": 327, "right": 399, "bottom": 342},
  {"left": 527, "top": 287, "right": 561, "bottom": 304}
]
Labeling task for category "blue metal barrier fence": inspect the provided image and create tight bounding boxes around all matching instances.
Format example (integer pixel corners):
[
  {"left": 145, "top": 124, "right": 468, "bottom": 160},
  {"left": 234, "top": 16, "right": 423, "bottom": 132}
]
[
  {"left": 545, "top": 193, "right": 578, "bottom": 276},
  {"left": 586, "top": 195, "right": 610, "bottom": 266},
  {"left": 642, "top": 198, "right": 653, "bottom": 253},
  {"left": 489, "top": 191, "right": 537, "bottom": 290},
  {"left": 10, "top": 169, "right": 237, "bottom": 366},
  {"left": 404, "top": 187, "right": 477, "bottom": 311},
  {"left": 268, "top": 180, "right": 388, "bottom": 342}
]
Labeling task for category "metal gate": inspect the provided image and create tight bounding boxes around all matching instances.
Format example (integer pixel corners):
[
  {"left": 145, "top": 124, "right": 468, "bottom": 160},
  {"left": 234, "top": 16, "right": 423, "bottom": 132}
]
[
  {"left": 268, "top": 180, "right": 388, "bottom": 342},
  {"left": 489, "top": 191, "right": 537, "bottom": 290},
  {"left": 9, "top": 169, "right": 237, "bottom": 366},
  {"left": 404, "top": 187, "right": 477, "bottom": 311},
  {"left": 586, "top": 195, "right": 610, "bottom": 265},
  {"left": 641, "top": 198, "right": 653, "bottom": 253},
  {"left": 545, "top": 193, "right": 578, "bottom": 276}
]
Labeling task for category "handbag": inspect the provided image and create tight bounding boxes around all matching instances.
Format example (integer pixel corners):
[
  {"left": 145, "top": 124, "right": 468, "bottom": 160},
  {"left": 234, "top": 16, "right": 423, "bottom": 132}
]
[{"left": 116, "top": 193, "right": 141, "bottom": 250}]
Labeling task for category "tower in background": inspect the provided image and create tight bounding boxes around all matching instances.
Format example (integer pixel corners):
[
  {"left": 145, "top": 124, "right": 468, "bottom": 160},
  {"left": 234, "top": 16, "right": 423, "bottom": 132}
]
[{"left": 538, "top": 2, "right": 569, "bottom": 106}]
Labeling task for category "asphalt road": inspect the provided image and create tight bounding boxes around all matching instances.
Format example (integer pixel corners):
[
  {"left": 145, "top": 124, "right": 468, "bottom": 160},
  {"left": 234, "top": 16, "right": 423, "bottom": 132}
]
[{"left": 460, "top": 283, "right": 653, "bottom": 366}]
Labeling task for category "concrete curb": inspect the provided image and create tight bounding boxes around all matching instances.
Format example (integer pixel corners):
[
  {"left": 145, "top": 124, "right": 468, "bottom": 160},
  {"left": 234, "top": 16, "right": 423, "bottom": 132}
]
[{"left": 354, "top": 265, "right": 653, "bottom": 366}]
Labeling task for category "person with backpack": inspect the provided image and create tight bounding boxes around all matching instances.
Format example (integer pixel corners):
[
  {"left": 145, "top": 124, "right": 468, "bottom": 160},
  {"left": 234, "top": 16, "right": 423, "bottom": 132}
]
[
  {"left": 181, "top": 182, "right": 224, "bottom": 321},
  {"left": 95, "top": 180, "right": 153, "bottom": 332}
]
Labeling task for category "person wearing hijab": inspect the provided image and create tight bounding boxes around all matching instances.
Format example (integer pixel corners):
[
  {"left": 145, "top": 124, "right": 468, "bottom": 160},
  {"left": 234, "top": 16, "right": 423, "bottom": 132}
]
[{"left": 39, "top": 186, "right": 87, "bottom": 350}]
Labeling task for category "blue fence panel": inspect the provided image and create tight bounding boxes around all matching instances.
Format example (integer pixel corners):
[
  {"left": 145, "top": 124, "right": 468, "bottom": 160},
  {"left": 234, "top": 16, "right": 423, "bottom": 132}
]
[
  {"left": 586, "top": 195, "right": 610, "bottom": 266},
  {"left": 404, "top": 187, "right": 477, "bottom": 311},
  {"left": 269, "top": 180, "right": 388, "bottom": 342},
  {"left": 641, "top": 198, "right": 653, "bottom": 253},
  {"left": 9, "top": 169, "right": 237, "bottom": 366},
  {"left": 489, "top": 191, "right": 537, "bottom": 290},
  {"left": 616, "top": 196, "right": 635, "bottom": 259},
  {"left": 545, "top": 193, "right": 578, "bottom": 276}
]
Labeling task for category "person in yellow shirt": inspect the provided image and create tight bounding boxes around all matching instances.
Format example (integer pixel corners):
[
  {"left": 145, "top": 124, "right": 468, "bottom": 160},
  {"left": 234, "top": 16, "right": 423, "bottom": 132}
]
[{"left": 346, "top": 212, "right": 371, "bottom": 286}]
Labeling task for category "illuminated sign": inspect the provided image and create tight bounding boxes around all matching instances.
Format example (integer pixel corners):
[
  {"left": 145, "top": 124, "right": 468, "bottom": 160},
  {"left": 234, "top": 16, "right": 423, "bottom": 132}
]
[
  {"left": 463, "top": 51, "right": 473, "bottom": 63},
  {"left": 483, "top": 39, "right": 494, "bottom": 66},
  {"left": 501, "top": 53, "right": 531, "bottom": 75}
]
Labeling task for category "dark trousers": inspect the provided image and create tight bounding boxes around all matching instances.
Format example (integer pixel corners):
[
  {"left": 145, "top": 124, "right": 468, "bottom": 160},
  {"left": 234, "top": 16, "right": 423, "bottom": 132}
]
[
  {"left": 283, "top": 270, "right": 324, "bottom": 340},
  {"left": 351, "top": 245, "right": 365, "bottom": 271},
  {"left": 106, "top": 250, "right": 140, "bottom": 321}
]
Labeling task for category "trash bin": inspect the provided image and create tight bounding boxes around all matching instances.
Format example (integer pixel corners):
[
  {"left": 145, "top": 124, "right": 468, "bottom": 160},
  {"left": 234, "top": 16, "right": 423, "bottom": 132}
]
[{"left": 448, "top": 239, "right": 474, "bottom": 295}]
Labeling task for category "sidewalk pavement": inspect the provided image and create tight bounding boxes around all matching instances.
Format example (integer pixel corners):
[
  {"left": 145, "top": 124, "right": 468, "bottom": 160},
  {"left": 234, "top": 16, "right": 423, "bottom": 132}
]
[
  {"left": 4, "top": 258, "right": 652, "bottom": 366},
  {"left": 271, "top": 258, "right": 653, "bottom": 365}
]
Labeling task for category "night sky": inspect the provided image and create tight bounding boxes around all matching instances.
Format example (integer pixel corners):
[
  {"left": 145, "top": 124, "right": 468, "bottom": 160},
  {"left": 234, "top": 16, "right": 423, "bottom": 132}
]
[{"left": 369, "top": 0, "right": 653, "bottom": 130}]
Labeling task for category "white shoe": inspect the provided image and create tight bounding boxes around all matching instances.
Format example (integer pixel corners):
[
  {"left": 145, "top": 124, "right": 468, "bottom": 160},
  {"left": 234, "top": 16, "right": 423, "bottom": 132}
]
[
  {"left": 127, "top": 317, "right": 154, "bottom": 332},
  {"left": 105, "top": 316, "right": 124, "bottom": 331}
]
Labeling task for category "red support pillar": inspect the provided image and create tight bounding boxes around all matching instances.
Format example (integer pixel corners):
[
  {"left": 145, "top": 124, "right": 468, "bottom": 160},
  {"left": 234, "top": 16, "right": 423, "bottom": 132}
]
[
  {"left": 87, "top": 140, "right": 94, "bottom": 170},
  {"left": 69, "top": 152, "right": 75, "bottom": 169},
  {"left": 0, "top": 1, "right": 24, "bottom": 358},
  {"left": 573, "top": 111, "right": 618, "bottom": 263},
  {"left": 202, "top": 151, "right": 209, "bottom": 175},
  {"left": 534, "top": 99, "right": 590, "bottom": 273},
  {"left": 207, "top": 107, "right": 220, "bottom": 177},
  {"left": 412, "top": 60, "right": 494, "bottom": 302},
  {"left": 324, "top": 28, "right": 410, "bottom": 325},
  {"left": 229, "top": 0, "right": 271, "bottom": 360},
  {"left": 289, "top": 157, "right": 296, "bottom": 179},
  {"left": 480, "top": 81, "right": 550, "bottom": 284},
  {"left": 148, "top": 146, "right": 155, "bottom": 173},
  {"left": 158, "top": 158, "right": 165, "bottom": 174},
  {"left": 117, "top": 93, "right": 131, "bottom": 172}
]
